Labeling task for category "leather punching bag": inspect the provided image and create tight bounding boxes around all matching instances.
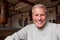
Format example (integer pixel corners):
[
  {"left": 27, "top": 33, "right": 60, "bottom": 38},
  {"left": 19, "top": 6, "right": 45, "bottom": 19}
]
[{"left": 0, "top": 0, "right": 8, "bottom": 25}]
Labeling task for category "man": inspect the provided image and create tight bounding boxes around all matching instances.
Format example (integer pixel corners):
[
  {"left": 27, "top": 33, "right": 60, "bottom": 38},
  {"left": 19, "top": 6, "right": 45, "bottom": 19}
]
[{"left": 5, "top": 4, "right": 60, "bottom": 40}]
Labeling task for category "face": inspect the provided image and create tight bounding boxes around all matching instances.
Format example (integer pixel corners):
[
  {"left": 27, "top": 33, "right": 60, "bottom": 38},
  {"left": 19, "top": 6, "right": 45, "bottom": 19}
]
[{"left": 32, "top": 8, "right": 47, "bottom": 29}]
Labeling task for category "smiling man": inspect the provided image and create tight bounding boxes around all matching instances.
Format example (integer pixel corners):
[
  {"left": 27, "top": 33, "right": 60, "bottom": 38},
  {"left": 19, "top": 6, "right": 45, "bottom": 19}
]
[
  {"left": 32, "top": 4, "right": 47, "bottom": 29},
  {"left": 5, "top": 4, "right": 60, "bottom": 40}
]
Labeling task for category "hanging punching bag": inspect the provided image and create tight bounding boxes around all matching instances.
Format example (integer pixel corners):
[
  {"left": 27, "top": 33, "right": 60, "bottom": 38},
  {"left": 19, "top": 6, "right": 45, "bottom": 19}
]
[{"left": 0, "top": 0, "right": 8, "bottom": 25}]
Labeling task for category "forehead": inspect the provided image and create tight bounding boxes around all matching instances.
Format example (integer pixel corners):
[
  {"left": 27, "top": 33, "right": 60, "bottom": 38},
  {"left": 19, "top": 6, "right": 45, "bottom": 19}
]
[{"left": 32, "top": 8, "right": 46, "bottom": 14}]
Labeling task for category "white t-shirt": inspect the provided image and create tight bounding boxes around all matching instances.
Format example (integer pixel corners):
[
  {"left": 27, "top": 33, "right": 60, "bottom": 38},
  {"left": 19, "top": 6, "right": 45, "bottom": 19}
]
[{"left": 5, "top": 22, "right": 60, "bottom": 40}]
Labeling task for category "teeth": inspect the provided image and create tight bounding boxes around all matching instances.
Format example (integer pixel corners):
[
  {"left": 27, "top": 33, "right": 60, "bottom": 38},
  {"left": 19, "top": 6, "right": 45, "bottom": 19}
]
[{"left": 38, "top": 21, "right": 42, "bottom": 24}]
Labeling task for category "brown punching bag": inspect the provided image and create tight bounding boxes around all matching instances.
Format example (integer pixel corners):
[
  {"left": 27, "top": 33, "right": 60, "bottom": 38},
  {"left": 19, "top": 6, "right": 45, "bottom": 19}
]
[{"left": 0, "top": 0, "right": 8, "bottom": 25}]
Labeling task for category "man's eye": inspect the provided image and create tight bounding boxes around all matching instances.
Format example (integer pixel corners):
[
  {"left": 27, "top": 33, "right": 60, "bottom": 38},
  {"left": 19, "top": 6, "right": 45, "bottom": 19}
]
[{"left": 35, "top": 14, "right": 38, "bottom": 16}]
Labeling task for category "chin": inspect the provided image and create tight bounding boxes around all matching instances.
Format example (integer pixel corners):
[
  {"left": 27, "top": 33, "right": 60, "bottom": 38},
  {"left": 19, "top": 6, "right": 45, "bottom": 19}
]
[
  {"left": 36, "top": 23, "right": 46, "bottom": 29},
  {"left": 37, "top": 25, "right": 44, "bottom": 29}
]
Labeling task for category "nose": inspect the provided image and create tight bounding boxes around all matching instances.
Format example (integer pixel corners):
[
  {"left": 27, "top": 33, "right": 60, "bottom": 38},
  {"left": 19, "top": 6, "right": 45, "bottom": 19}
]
[{"left": 38, "top": 15, "right": 41, "bottom": 20}]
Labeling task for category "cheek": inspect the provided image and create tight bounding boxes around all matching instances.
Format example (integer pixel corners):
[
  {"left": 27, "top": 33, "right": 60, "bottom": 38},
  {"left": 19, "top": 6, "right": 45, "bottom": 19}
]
[
  {"left": 33, "top": 16, "right": 38, "bottom": 20},
  {"left": 32, "top": 16, "right": 37, "bottom": 21},
  {"left": 41, "top": 16, "right": 46, "bottom": 20}
]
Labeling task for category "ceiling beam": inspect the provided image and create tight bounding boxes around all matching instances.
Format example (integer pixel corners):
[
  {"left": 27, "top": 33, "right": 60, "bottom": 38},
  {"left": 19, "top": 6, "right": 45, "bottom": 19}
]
[
  {"left": 7, "top": 2, "right": 14, "bottom": 7},
  {"left": 9, "top": 1, "right": 21, "bottom": 7},
  {"left": 10, "top": 10, "right": 22, "bottom": 13},
  {"left": 8, "top": 0, "right": 35, "bottom": 8},
  {"left": 20, "top": 0, "right": 35, "bottom": 6},
  {"left": 58, "top": 2, "right": 60, "bottom": 5},
  {"left": 8, "top": 10, "right": 22, "bottom": 17}
]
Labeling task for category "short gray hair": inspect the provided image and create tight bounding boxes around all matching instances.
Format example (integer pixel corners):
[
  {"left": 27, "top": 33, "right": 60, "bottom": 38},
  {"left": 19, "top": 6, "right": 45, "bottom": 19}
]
[{"left": 32, "top": 4, "right": 47, "bottom": 13}]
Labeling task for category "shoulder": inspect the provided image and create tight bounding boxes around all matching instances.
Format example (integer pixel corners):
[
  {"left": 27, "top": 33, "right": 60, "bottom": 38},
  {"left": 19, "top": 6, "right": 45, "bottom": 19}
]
[
  {"left": 46, "top": 22, "right": 57, "bottom": 29},
  {"left": 47, "top": 22, "right": 56, "bottom": 25},
  {"left": 23, "top": 24, "right": 35, "bottom": 29},
  {"left": 47, "top": 22, "right": 56, "bottom": 26},
  {"left": 57, "top": 24, "right": 60, "bottom": 27},
  {"left": 48, "top": 22, "right": 60, "bottom": 31},
  {"left": 20, "top": 24, "right": 35, "bottom": 30}
]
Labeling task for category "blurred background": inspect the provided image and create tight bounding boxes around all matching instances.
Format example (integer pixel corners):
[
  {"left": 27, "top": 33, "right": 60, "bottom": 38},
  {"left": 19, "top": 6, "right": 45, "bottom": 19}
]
[{"left": 0, "top": 0, "right": 60, "bottom": 40}]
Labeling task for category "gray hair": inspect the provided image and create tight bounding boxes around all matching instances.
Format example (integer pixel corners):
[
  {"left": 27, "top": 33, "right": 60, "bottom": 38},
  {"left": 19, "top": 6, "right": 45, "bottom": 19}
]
[{"left": 32, "top": 4, "right": 47, "bottom": 13}]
